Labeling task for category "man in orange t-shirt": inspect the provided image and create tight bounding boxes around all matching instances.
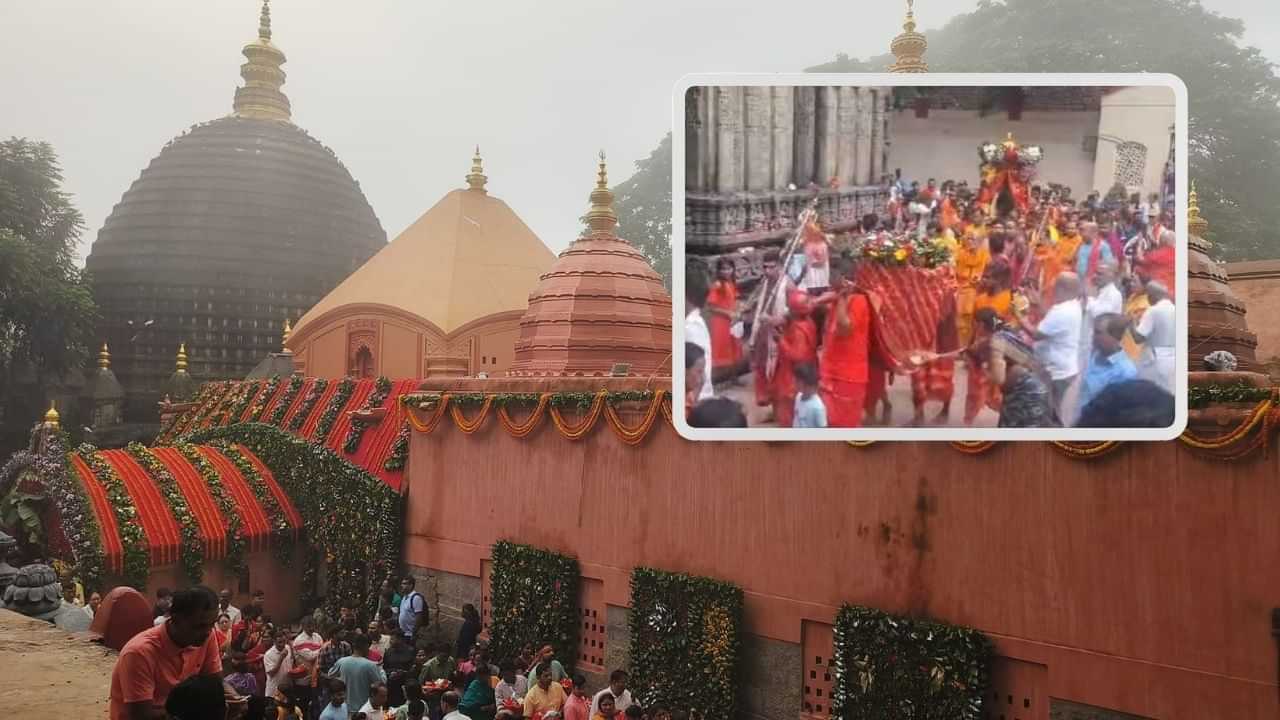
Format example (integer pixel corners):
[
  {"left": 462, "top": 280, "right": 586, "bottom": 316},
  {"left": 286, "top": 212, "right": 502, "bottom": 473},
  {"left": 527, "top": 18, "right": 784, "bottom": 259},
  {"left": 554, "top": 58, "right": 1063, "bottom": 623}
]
[
  {"left": 817, "top": 256, "right": 872, "bottom": 428},
  {"left": 110, "top": 585, "right": 232, "bottom": 720}
]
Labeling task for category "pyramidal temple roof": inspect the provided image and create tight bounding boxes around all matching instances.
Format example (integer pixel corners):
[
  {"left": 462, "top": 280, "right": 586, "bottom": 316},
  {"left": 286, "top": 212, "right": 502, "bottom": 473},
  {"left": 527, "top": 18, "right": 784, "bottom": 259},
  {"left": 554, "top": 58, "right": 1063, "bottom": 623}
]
[{"left": 292, "top": 149, "right": 556, "bottom": 336}]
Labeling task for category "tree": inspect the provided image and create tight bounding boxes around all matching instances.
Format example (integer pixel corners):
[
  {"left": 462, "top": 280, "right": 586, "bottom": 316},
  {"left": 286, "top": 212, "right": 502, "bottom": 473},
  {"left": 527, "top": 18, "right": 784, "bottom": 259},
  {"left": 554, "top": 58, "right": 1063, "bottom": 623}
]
[
  {"left": 0, "top": 138, "right": 98, "bottom": 383},
  {"left": 621, "top": 0, "right": 1280, "bottom": 264}
]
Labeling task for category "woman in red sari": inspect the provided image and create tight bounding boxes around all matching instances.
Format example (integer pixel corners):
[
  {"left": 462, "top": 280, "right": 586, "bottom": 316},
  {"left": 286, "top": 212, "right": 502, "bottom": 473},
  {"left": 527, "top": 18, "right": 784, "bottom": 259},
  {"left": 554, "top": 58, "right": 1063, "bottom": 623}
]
[
  {"left": 705, "top": 258, "right": 743, "bottom": 376},
  {"left": 1136, "top": 227, "right": 1176, "bottom": 295},
  {"left": 773, "top": 289, "right": 819, "bottom": 427}
]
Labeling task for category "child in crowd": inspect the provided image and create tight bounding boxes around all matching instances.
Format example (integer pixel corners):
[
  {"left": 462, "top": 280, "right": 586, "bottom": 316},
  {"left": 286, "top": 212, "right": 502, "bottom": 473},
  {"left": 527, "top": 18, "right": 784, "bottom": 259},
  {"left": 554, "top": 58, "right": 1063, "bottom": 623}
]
[
  {"left": 226, "top": 652, "right": 259, "bottom": 697},
  {"left": 791, "top": 363, "right": 827, "bottom": 429}
]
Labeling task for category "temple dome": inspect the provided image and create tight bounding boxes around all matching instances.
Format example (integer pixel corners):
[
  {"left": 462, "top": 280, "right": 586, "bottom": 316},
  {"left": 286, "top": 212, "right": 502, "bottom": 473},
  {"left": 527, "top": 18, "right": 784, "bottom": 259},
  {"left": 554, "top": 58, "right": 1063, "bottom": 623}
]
[
  {"left": 1186, "top": 184, "right": 1258, "bottom": 369},
  {"left": 85, "top": 2, "right": 385, "bottom": 417},
  {"left": 509, "top": 154, "right": 672, "bottom": 377}
]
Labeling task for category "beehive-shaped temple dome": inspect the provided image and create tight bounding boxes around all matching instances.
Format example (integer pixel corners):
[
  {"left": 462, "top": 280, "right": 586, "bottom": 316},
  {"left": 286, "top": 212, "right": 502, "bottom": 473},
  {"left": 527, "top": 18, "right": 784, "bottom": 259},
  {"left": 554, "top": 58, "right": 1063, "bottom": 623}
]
[
  {"left": 508, "top": 154, "right": 672, "bottom": 377},
  {"left": 85, "top": 1, "right": 385, "bottom": 417},
  {"left": 1187, "top": 183, "right": 1258, "bottom": 369}
]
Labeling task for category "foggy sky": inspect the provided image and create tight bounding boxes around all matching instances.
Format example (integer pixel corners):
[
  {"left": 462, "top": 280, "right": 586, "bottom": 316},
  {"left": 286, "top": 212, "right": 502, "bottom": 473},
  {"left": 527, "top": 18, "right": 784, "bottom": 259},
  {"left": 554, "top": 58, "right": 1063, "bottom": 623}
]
[{"left": 5, "top": 0, "right": 1278, "bottom": 264}]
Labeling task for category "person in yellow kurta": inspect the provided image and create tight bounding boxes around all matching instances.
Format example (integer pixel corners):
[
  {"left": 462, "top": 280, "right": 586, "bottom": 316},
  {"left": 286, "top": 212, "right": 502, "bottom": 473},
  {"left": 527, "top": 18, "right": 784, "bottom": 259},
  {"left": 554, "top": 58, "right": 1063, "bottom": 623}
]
[
  {"left": 1122, "top": 275, "right": 1152, "bottom": 361},
  {"left": 954, "top": 230, "right": 990, "bottom": 346}
]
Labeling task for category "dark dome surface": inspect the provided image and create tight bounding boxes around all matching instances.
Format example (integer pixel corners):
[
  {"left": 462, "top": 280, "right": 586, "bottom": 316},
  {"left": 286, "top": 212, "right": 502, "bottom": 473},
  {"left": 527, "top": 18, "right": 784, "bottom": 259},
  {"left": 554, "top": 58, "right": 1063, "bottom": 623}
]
[{"left": 86, "top": 115, "right": 385, "bottom": 416}]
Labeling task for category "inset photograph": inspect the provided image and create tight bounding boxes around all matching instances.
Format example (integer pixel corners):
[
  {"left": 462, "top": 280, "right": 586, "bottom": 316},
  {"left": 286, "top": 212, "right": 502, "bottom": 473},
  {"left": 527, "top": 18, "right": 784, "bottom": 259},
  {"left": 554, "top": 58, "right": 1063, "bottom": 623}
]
[{"left": 677, "top": 78, "right": 1185, "bottom": 438}]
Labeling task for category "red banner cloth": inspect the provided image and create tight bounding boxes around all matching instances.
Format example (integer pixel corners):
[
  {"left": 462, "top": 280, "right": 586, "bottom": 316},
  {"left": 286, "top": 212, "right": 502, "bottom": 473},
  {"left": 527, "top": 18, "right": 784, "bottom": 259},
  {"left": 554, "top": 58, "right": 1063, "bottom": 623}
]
[{"left": 855, "top": 263, "right": 957, "bottom": 373}]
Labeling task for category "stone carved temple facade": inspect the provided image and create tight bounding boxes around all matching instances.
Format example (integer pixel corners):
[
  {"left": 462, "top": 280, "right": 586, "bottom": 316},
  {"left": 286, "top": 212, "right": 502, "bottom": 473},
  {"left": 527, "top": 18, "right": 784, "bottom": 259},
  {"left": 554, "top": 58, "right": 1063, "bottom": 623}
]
[
  {"left": 510, "top": 156, "right": 673, "bottom": 377},
  {"left": 684, "top": 85, "right": 894, "bottom": 281}
]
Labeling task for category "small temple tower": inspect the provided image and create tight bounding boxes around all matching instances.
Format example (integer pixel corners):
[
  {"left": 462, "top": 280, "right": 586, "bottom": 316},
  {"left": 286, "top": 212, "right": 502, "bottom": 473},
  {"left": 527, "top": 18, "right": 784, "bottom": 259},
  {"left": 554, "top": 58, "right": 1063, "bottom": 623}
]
[
  {"left": 509, "top": 154, "right": 673, "bottom": 377},
  {"left": 79, "top": 343, "right": 125, "bottom": 432},
  {"left": 1186, "top": 183, "right": 1258, "bottom": 368},
  {"left": 888, "top": 0, "right": 928, "bottom": 73},
  {"left": 164, "top": 343, "right": 197, "bottom": 402}
]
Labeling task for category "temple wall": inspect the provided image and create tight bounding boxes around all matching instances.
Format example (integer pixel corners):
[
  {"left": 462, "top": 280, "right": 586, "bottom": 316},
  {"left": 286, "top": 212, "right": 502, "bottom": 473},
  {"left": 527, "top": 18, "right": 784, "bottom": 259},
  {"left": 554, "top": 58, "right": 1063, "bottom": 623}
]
[
  {"left": 112, "top": 546, "right": 302, "bottom": 623},
  {"left": 1226, "top": 260, "right": 1280, "bottom": 372},
  {"left": 1093, "top": 86, "right": 1176, "bottom": 199},
  {"left": 400, "top": 377, "right": 1279, "bottom": 720},
  {"left": 887, "top": 109, "right": 1099, "bottom": 196}
]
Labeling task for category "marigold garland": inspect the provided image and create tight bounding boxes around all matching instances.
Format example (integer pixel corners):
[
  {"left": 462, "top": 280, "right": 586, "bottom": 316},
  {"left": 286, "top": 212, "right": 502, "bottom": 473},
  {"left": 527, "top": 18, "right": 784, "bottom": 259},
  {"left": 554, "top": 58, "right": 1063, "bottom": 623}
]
[
  {"left": 313, "top": 377, "right": 356, "bottom": 442},
  {"left": 450, "top": 396, "right": 494, "bottom": 434},
  {"left": 267, "top": 374, "right": 306, "bottom": 427},
  {"left": 214, "top": 442, "right": 295, "bottom": 567},
  {"left": 344, "top": 376, "right": 393, "bottom": 453},
  {"left": 76, "top": 444, "right": 150, "bottom": 589},
  {"left": 127, "top": 442, "right": 204, "bottom": 584},
  {"left": 401, "top": 390, "right": 670, "bottom": 443},
  {"left": 383, "top": 423, "right": 411, "bottom": 471},
  {"left": 1050, "top": 441, "right": 1124, "bottom": 459},
  {"left": 246, "top": 375, "right": 283, "bottom": 423},
  {"left": 287, "top": 378, "right": 328, "bottom": 432},
  {"left": 176, "top": 443, "right": 246, "bottom": 577}
]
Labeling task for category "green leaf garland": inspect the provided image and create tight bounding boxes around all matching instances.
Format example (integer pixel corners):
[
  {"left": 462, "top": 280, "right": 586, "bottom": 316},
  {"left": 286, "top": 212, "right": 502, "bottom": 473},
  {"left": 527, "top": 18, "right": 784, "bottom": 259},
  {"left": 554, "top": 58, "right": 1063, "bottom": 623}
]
[
  {"left": 266, "top": 374, "right": 305, "bottom": 427},
  {"left": 313, "top": 377, "right": 355, "bottom": 442},
  {"left": 187, "top": 423, "right": 401, "bottom": 622},
  {"left": 126, "top": 442, "right": 204, "bottom": 584},
  {"left": 287, "top": 378, "right": 328, "bottom": 432},
  {"left": 488, "top": 540, "right": 580, "bottom": 670},
  {"left": 76, "top": 444, "right": 150, "bottom": 589},
  {"left": 830, "top": 605, "right": 992, "bottom": 720},
  {"left": 629, "top": 567, "right": 743, "bottom": 720},
  {"left": 344, "top": 376, "right": 393, "bottom": 454},
  {"left": 213, "top": 441, "right": 295, "bottom": 567},
  {"left": 1187, "top": 383, "right": 1275, "bottom": 409},
  {"left": 401, "top": 390, "right": 658, "bottom": 411},
  {"left": 383, "top": 423, "right": 410, "bottom": 472},
  {"left": 246, "top": 375, "right": 282, "bottom": 422},
  {"left": 176, "top": 443, "right": 246, "bottom": 578}
]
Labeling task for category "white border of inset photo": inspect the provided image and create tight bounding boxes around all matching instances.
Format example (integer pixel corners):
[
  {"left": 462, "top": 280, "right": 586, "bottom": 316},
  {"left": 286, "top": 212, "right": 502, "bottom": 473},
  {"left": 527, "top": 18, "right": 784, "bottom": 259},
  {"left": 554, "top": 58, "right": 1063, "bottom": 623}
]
[{"left": 672, "top": 72, "right": 1188, "bottom": 442}]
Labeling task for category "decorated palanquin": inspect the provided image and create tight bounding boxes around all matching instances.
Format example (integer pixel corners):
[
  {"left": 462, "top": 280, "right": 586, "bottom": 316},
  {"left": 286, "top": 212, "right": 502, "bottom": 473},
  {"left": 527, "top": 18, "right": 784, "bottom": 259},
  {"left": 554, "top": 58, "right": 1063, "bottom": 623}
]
[{"left": 975, "top": 133, "right": 1043, "bottom": 216}]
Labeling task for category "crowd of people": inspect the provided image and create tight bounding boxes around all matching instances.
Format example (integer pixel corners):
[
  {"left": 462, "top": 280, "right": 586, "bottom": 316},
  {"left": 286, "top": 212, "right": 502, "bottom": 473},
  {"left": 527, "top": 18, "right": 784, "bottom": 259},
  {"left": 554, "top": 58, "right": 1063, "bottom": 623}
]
[
  {"left": 684, "top": 174, "right": 1177, "bottom": 429},
  {"left": 109, "top": 582, "right": 675, "bottom": 720}
]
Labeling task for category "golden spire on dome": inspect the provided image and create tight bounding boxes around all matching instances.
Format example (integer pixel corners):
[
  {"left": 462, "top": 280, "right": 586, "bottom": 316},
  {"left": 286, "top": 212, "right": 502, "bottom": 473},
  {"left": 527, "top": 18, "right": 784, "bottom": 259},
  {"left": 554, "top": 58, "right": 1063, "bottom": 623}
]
[
  {"left": 888, "top": 0, "right": 928, "bottom": 73},
  {"left": 97, "top": 343, "right": 111, "bottom": 370},
  {"left": 281, "top": 318, "right": 293, "bottom": 352},
  {"left": 585, "top": 150, "right": 618, "bottom": 236},
  {"left": 175, "top": 343, "right": 189, "bottom": 373},
  {"left": 466, "top": 146, "right": 488, "bottom": 193},
  {"left": 1188, "top": 180, "right": 1208, "bottom": 237},
  {"left": 43, "top": 401, "right": 60, "bottom": 429},
  {"left": 233, "top": 0, "right": 292, "bottom": 121}
]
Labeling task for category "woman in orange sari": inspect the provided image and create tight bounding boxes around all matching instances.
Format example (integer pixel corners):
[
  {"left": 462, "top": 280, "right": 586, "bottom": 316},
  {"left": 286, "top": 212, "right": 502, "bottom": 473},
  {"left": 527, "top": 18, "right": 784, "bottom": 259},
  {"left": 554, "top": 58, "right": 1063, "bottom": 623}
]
[
  {"left": 954, "top": 229, "right": 990, "bottom": 346},
  {"left": 1039, "top": 220, "right": 1082, "bottom": 300},
  {"left": 966, "top": 252, "right": 1014, "bottom": 424},
  {"left": 705, "top": 258, "right": 743, "bottom": 376}
]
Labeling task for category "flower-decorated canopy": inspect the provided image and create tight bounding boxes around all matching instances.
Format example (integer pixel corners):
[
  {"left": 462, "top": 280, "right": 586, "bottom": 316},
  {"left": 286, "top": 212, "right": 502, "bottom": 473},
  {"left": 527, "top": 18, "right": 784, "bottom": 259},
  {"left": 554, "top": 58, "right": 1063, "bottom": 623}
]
[{"left": 975, "top": 133, "right": 1044, "bottom": 216}]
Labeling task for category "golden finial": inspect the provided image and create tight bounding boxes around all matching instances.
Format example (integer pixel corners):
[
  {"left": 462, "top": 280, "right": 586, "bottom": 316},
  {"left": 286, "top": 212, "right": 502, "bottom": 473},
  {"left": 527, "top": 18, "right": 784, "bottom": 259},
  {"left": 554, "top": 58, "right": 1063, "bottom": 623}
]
[
  {"left": 175, "top": 343, "right": 189, "bottom": 373},
  {"left": 1188, "top": 180, "right": 1208, "bottom": 237},
  {"left": 888, "top": 0, "right": 928, "bottom": 73},
  {"left": 466, "top": 146, "right": 488, "bottom": 193},
  {"left": 43, "top": 401, "right": 60, "bottom": 429},
  {"left": 233, "top": 0, "right": 292, "bottom": 121},
  {"left": 281, "top": 318, "right": 292, "bottom": 352},
  {"left": 585, "top": 150, "right": 618, "bottom": 236},
  {"left": 97, "top": 342, "right": 111, "bottom": 370}
]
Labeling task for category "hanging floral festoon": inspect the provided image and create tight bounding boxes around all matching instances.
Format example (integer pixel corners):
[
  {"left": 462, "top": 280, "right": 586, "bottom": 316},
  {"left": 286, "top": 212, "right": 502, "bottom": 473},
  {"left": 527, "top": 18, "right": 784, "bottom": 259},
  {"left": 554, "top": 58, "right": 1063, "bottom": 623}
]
[{"left": 975, "top": 133, "right": 1043, "bottom": 216}]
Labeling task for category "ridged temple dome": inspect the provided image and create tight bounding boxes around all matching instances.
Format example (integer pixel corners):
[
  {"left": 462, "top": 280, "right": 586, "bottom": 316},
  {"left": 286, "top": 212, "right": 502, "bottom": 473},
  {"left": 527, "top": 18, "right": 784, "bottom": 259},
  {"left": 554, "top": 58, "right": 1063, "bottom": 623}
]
[
  {"left": 888, "top": 0, "right": 928, "bottom": 73},
  {"left": 1186, "top": 183, "right": 1258, "bottom": 369},
  {"left": 85, "top": 4, "right": 385, "bottom": 418},
  {"left": 509, "top": 154, "right": 673, "bottom": 377}
]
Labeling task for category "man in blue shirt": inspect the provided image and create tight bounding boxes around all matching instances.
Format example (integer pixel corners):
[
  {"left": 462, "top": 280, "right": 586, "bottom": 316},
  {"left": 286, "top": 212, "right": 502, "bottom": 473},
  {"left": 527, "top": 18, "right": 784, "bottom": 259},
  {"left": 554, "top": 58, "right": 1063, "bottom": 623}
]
[
  {"left": 329, "top": 635, "right": 386, "bottom": 715},
  {"left": 1076, "top": 221, "right": 1115, "bottom": 281},
  {"left": 398, "top": 576, "right": 427, "bottom": 643},
  {"left": 1077, "top": 313, "right": 1138, "bottom": 425}
]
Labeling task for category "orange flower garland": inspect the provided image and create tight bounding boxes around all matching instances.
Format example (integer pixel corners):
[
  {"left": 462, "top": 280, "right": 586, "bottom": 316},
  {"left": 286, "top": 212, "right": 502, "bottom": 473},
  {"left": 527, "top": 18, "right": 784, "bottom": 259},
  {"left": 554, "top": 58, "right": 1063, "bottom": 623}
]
[{"left": 401, "top": 390, "right": 669, "bottom": 443}]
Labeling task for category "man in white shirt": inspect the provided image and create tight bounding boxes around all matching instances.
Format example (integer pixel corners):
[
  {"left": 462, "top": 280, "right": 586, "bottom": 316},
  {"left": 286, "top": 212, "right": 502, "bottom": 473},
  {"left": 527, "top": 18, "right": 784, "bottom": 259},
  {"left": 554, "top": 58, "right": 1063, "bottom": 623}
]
[
  {"left": 1025, "top": 272, "right": 1083, "bottom": 423},
  {"left": 1083, "top": 262, "right": 1123, "bottom": 365},
  {"left": 590, "top": 670, "right": 633, "bottom": 717},
  {"left": 218, "top": 589, "right": 241, "bottom": 627},
  {"left": 685, "top": 267, "right": 715, "bottom": 401},
  {"left": 263, "top": 629, "right": 294, "bottom": 699},
  {"left": 292, "top": 616, "right": 324, "bottom": 712},
  {"left": 442, "top": 690, "right": 471, "bottom": 720},
  {"left": 1132, "top": 280, "right": 1176, "bottom": 392}
]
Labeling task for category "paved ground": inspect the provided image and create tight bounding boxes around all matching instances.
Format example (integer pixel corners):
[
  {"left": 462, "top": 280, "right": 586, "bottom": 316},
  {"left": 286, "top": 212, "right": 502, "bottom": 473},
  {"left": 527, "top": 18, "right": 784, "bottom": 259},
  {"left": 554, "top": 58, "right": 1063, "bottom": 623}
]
[{"left": 0, "top": 609, "right": 114, "bottom": 714}]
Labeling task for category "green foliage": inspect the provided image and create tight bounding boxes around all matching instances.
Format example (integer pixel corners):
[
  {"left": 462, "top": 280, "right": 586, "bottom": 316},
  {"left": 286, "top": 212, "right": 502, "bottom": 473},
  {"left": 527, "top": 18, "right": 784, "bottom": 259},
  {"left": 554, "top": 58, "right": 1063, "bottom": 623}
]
[
  {"left": 0, "top": 138, "right": 98, "bottom": 380},
  {"left": 383, "top": 423, "right": 410, "bottom": 472},
  {"left": 214, "top": 442, "right": 295, "bottom": 567},
  {"left": 628, "top": 567, "right": 743, "bottom": 720},
  {"left": 269, "top": 374, "right": 306, "bottom": 427},
  {"left": 830, "top": 605, "right": 992, "bottom": 720},
  {"left": 75, "top": 444, "right": 150, "bottom": 589},
  {"left": 1187, "top": 382, "right": 1275, "bottom": 408},
  {"left": 809, "top": 0, "right": 1280, "bottom": 262},
  {"left": 186, "top": 423, "right": 401, "bottom": 621},
  {"left": 176, "top": 443, "right": 246, "bottom": 578},
  {"left": 344, "top": 376, "right": 392, "bottom": 454},
  {"left": 36, "top": 431, "right": 104, "bottom": 591},
  {"left": 313, "top": 377, "right": 355, "bottom": 442},
  {"left": 488, "top": 540, "right": 580, "bottom": 668},
  {"left": 246, "top": 375, "right": 283, "bottom": 423},
  {"left": 286, "top": 378, "right": 327, "bottom": 431}
]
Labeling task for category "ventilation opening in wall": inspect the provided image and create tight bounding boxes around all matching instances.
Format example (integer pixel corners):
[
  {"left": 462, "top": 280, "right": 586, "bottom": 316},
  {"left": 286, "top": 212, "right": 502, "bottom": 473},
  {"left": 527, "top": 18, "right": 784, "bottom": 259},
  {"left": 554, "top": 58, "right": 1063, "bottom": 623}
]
[
  {"left": 800, "top": 620, "right": 835, "bottom": 719},
  {"left": 578, "top": 577, "right": 606, "bottom": 671},
  {"left": 987, "top": 656, "right": 1049, "bottom": 720}
]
